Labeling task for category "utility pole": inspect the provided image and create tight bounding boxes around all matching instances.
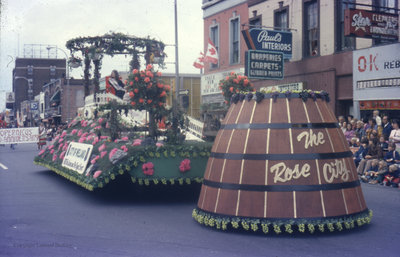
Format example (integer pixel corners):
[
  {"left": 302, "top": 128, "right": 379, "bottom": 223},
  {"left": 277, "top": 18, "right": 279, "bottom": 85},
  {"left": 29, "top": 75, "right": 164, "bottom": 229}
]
[{"left": 174, "top": 0, "right": 180, "bottom": 105}]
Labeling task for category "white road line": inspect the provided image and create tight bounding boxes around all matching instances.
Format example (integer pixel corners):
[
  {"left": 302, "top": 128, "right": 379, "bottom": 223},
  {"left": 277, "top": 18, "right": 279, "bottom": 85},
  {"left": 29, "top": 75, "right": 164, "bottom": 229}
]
[{"left": 0, "top": 162, "right": 8, "bottom": 170}]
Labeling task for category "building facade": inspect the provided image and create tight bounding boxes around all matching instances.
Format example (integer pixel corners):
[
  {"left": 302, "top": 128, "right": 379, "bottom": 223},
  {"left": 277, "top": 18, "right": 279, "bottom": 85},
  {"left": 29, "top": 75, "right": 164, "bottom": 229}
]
[{"left": 202, "top": 0, "right": 399, "bottom": 119}]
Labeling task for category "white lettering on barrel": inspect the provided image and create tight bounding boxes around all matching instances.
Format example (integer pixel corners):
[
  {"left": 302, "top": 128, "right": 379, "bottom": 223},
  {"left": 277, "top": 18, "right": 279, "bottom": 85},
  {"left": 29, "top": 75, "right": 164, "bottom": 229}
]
[
  {"left": 322, "top": 159, "right": 350, "bottom": 183},
  {"left": 270, "top": 162, "right": 311, "bottom": 183},
  {"left": 297, "top": 130, "right": 325, "bottom": 149}
]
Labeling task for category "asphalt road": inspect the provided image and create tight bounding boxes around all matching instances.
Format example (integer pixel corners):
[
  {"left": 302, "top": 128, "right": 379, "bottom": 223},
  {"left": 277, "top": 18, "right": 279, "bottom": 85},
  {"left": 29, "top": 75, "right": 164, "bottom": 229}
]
[{"left": 0, "top": 143, "right": 399, "bottom": 257}]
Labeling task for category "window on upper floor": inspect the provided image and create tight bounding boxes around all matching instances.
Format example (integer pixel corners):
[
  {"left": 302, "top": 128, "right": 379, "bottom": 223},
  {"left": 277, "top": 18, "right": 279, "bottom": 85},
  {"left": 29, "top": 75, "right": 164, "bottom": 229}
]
[
  {"left": 304, "top": 0, "right": 319, "bottom": 57},
  {"left": 336, "top": 0, "right": 355, "bottom": 52},
  {"left": 210, "top": 24, "right": 219, "bottom": 69},
  {"left": 249, "top": 11, "right": 262, "bottom": 28},
  {"left": 27, "top": 65, "right": 33, "bottom": 75},
  {"left": 230, "top": 17, "right": 240, "bottom": 64},
  {"left": 373, "top": 0, "right": 398, "bottom": 46},
  {"left": 274, "top": 6, "right": 289, "bottom": 31}
]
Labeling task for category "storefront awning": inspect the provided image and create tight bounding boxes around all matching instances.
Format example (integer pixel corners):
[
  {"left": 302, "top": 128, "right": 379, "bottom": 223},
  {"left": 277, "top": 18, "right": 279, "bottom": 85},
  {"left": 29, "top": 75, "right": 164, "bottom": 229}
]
[{"left": 50, "top": 90, "right": 61, "bottom": 106}]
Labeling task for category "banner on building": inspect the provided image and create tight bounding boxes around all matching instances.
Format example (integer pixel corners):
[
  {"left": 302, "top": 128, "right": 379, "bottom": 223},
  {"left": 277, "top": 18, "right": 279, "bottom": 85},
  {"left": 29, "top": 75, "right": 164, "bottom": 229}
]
[
  {"left": 242, "top": 28, "right": 292, "bottom": 59},
  {"left": 0, "top": 127, "right": 39, "bottom": 144},
  {"left": 6, "top": 92, "right": 15, "bottom": 103},
  {"left": 62, "top": 142, "right": 93, "bottom": 174},
  {"left": 260, "top": 82, "right": 304, "bottom": 92},
  {"left": 344, "top": 9, "right": 399, "bottom": 40}
]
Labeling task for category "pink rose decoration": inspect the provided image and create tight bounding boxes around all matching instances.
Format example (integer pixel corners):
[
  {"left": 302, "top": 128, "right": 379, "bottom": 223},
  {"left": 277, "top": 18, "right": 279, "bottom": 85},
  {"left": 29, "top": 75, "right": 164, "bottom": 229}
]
[
  {"left": 48, "top": 145, "right": 54, "bottom": 150},
  {"left": 100, "top": 136, "right": 109, "bottom": 140},
  {"left": 95, "top": 126, "right": 101, "bottom": 130},
  {"left": 179, "top": 159, "right": 191, "bottom": 173},
  {"left": 90, "top": 123, "right": 96, "bottom": 128},
  {"left": 133, "top": 139, "right": 142, "bottom": 146},
  {"left": 93, "top": 170, "right": 102, "bottom": 178},
  {"left": 63, "top": 144, "right": 68, "bottom": 151},
  {"left": 61, "top": 131, "right": 67, "bottom": 137},
  {"left": 121, "top": 137, "right": 129, "bottom": 141},
  {"left": 156, "top": 142, "right": 164, "bottom": 148},
  {"left": 142, "top": 162, "right": 154, "bottom": 176},
  {"left": 120, "top": 145, "right": 128, "bottom": 152},
  {"left": 98, "top": 143, "right": 106, "bottom": 152},
  {"left": 78, "top": 137, "right": 86, "bottom": 143},
  {"left": 81, "top": 132, "right": 88, "bottom": 138},
  {"left": 98, "top": 118, "right": 104, "bottom": 124},
  {"left": 91, "top": 155, "right": 100, "bottom": 164},
  {"left": 77, "top": 129, "right": 83, "bottom": 137},
  {"left": 92, "top": 137, "right": 99, "bottom": 145},
  {"left": 100, "top": 151, "right": 107, "bottom": 158},
  {"left": 71, "top": 129, "right": 77, "bottom": 135},
  {"left": 106, "top": 122, "right": 110, "bottom": 128},
  {"left": 54, "top": 135, "right": 60, "bottom": 141},
  {"left": 58, "top": 144, "right": 63, "bottom": 151},
  {"left": 52, "top": 154, "right": 57, "bottom": 162},
  {"left": 109, "top": 148, "right": 119, "bottom": 161},
  {"left": 38, "top": 149, "right": 45, "bottom": 156},
  {"left": 59, "top": 151, "right": 66, "bottom": 160},
  {"left": 50, "top": 149, "right": 55, "bottom": 154}
]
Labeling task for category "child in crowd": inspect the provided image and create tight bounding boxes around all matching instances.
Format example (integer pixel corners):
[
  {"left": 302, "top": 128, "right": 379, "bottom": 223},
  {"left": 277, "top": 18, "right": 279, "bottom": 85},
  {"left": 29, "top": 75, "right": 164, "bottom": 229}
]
[
  {"left": 382, "top": 164, "right": 400, "bottom": 187},
  {"left": 354, "top": 139, "right": 368, "bottom": 167},
  {"left": 384, "top": 142, "right": 400, "bottom": 166},
  {"left": 379, "top": 136, "right": 388, "bottom": 152},
  {"left": 360, "top": 159, "right": 379, "bottom": 183},
  {"left": 350, "top": 137, "right": 359, "bottom": 147},
  {"left": 368, "top": 161, "right": 388, "bottom": 185}
]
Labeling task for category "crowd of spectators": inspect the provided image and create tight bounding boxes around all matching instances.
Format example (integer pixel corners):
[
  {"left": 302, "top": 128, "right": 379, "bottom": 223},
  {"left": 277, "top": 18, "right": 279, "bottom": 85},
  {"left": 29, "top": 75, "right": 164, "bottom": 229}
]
[{"left": 338, "top": 111, "right": 400, "bottom": 188}]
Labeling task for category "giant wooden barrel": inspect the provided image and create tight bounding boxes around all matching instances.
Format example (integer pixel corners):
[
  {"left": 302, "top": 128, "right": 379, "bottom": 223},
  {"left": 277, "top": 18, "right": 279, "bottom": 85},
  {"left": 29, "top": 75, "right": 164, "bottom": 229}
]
[{"left": 193, "top": 91, "right": 372, "bottom": 234}]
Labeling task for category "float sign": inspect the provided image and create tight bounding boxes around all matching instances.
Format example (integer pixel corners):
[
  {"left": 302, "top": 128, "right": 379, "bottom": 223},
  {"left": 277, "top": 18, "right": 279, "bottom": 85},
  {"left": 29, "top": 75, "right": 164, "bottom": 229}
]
[
  {"left": 245, "top": 50, "right": 284, "bottom": 80},
  {"left": 62, "top": 142, "right": 93, "bottom": 174},
  {"left": 242, "top": 28, "right": 292, "bottom": 59}
]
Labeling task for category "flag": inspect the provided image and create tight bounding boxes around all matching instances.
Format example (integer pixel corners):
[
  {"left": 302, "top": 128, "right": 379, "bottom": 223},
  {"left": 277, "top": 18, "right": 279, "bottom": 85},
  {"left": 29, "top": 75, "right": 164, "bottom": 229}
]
[
  {"left": 193, "top": 52, "right": 205, "bottom": 69},
  {"left": 204, "top": 38, "right": 218, "bottom": 64}
]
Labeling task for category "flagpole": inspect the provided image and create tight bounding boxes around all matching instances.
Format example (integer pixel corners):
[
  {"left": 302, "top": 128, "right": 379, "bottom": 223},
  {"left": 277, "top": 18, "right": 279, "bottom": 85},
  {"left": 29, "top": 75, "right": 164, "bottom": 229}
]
[{"left": 174, "top": 0, "right": 180, "bottom": 105}]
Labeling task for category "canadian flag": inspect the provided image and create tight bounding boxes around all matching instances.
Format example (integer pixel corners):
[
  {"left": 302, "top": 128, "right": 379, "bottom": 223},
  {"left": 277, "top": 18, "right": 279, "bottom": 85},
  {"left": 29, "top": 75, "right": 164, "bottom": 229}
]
[
  {"left": 204, "top": 38, "right": 218, "bottom": 64},
  {"left": 193, "top": 52, "right": 205, "bottom": 69}
]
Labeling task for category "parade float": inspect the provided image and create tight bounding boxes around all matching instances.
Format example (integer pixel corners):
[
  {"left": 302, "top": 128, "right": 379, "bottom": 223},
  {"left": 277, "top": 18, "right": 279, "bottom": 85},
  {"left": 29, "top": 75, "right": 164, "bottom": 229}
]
[
  {"left": 34, "top": 33, "right": 213, "bottom": 190},
  {"left": 192, "top": 74, "right": 372, "bottom": 234}
]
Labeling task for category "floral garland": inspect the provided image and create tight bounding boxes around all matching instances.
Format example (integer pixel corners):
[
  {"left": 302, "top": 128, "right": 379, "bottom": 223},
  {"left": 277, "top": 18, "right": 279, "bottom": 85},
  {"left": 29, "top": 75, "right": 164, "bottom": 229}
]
[
  {"left": 192, "top": 208, "right": 373, "bottom": 234},
  {"left": 219, "top": 72, "right": 255, "bottom": 105},
  {"left": 34, "top": 116, "right": 212, "bottom": 190}
]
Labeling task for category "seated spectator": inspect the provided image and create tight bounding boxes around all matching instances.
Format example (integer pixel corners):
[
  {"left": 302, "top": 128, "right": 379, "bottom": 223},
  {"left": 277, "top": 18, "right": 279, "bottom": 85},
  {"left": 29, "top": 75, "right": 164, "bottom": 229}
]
[
  {"left": 360, "top": 159, "right": 379, "bottom": 183},
  {"left": 379, "top": 135, "right": 388, "bottom": 152},
  {"left": 389, "top": 119, "right": 400, "bottom": 153},
  {"left": 350, "top": 137, "right": 359, "bottom": 147},
  {"left": 355, "top": 120, "right": 366, "bottom": 141},
  {"left": 344, "top": 123, "right": 355, "bottom": 145},
  {"left": 384, "top": 142, "right": 400, "bottom": 166},
  {"left": 382, "top": 164, "right": 400, "bottom": 187},
  {"left": 341, "top": 121, "right": 347, "bottom": 134},
  {"left": 357, "top": 138, "right": 383, "bottom": 175},
  {"left": 369, "top": 161, "right": 388, "bottom": 185},
  {"left": 354, "top": 139, "right": 368, "bottom": 167}
]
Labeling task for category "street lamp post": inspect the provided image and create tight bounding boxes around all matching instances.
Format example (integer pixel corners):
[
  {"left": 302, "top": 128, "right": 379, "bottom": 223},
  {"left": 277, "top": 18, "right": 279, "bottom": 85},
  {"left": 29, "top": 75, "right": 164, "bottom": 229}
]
[{"left": 47, "top": 46, "right": 71, "bottom": 123}]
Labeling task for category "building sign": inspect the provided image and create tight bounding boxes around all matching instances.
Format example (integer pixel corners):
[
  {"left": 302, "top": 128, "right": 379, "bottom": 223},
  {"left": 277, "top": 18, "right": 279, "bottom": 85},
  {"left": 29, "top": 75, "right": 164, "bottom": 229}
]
[
  {"left": 6, "top": 92, "right": 15, "bottom": 103},
  {"left": 242, "top": 28, "right": 292, "bottom": 59},
  {"left": 260, "top": 82, "right": 304, "bottom": 92},
  {"left": 0, "top": 127, "right": 39, "bottom": 144},
  {"left": 62, "top": 142, "right": 93, "bottom": 174},
  {"left": 201, "top": 68, "right": 244, "bottom": 96},
  {"left": 359, "top": 100, "right": 400, "bottom": 110},
  {"left": 345, "top": 9, "right": 399, "bottom": 40},
  {"left": 245, "top": 50, "right": 284, "bottom": 80}
]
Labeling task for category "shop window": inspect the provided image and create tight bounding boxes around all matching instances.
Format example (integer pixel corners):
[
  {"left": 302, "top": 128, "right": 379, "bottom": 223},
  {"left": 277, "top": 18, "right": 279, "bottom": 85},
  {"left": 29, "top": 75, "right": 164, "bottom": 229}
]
[
  {"left": 230, "top": 16, "right": 240, "bottom": 64},
  {"left": 336, "top": 0, "right": 355, "bottom": 52},
  {"left": 27, "top": 65, "right": 33, "bottom": 75},
  {"left": 249, "top": 12, "right": 262, "bottom": 28},
  {"left": 304, "top": 0, "right": 319, "bottom": 57},
  {"left": 210, "top": 24, "right": 219, "bottom": 69}
]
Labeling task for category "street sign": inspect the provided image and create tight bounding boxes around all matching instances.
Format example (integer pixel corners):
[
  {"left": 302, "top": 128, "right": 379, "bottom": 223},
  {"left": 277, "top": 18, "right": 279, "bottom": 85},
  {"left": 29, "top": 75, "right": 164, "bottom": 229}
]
[
  {"left": 242, "top": 28, "right": 292, "bottom": 59},
  {"left": 30, "top": 101, "right": 39, "bottom": 110},
  {"left": 179, "top": 89, "right": 189, "bottom": 95},
  {"left": 245, "top": 50, "right": 284, "bottom": 80}
]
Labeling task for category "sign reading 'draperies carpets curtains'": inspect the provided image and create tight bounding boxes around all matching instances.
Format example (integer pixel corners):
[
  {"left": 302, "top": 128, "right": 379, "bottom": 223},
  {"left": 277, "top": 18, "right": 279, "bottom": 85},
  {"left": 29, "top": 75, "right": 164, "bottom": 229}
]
[
  {"left": 62, "top": 142, "right": 93, "bottom": 174},
  {"left": 245, "top": 50, "right": 284, "bottom": 80},
  {"left": 344, "top": 9, "right": 398, "bottom": 40}
]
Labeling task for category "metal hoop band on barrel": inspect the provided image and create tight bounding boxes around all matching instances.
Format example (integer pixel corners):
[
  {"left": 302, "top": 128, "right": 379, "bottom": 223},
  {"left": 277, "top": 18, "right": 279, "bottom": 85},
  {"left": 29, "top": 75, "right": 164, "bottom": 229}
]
[
  {"left": 220, "top": 122, "right": 339, "bottom": 130},
  {"left": 210, "top": 151, "right": 353, "bottom": 160}
]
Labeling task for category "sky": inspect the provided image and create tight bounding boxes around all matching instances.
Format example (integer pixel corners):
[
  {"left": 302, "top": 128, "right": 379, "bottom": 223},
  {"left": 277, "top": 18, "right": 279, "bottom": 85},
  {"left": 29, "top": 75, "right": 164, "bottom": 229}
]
[{"left": 0, "top": 0, "right": 204, "bottom": 111}]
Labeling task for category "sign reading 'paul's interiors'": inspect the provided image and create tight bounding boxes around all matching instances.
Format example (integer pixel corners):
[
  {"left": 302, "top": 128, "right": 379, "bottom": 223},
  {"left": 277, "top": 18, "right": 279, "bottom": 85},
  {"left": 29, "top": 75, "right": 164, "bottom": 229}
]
[
  {"left": 242, "top": 28, "right": 292, "bottom": 59},
  {"left": 62, "top": 142, "right": 93, "bottom": 174}
]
